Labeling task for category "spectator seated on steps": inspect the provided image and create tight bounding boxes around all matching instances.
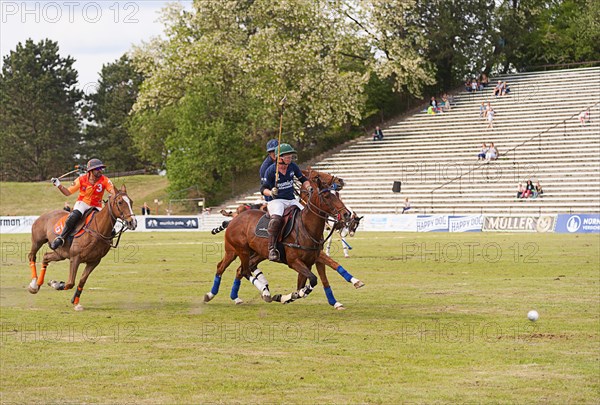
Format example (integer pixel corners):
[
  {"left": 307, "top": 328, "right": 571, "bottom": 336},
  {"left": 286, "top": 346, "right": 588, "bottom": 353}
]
[
  {"left": 372, "top": 126, "right": 384, "bottom": 141},
  {"left": 493, "top": 80, "right": 503, "bottom": 97}
]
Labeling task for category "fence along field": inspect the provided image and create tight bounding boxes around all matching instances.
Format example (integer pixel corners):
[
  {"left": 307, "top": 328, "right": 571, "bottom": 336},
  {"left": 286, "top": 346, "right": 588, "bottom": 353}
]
[{"left": 1, "top": 231, "right": 598, "bottom": 403}]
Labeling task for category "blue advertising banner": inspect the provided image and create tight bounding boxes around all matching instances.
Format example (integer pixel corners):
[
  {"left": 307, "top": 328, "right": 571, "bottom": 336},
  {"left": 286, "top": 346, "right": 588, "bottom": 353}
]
[
  {"left": 145, "top": 217, "right": 199, "bottom": 230},
  {"left": 555, "top": 214, "right": 600, "bottom": 233}
]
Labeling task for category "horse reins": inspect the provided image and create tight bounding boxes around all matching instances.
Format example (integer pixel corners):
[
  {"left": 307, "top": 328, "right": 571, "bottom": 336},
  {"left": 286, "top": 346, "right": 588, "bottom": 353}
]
[{"left": 85, "top": 192, "right": 132, "bottom": 248}]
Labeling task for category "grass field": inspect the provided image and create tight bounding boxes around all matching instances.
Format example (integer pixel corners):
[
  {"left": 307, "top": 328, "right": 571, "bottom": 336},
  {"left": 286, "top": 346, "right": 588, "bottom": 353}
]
[
  {"left": 1, "top": 231, "right": 599, "bottom": 404},
  {"left": 0, "top": 175, "right": 168, "bottom": 216}
]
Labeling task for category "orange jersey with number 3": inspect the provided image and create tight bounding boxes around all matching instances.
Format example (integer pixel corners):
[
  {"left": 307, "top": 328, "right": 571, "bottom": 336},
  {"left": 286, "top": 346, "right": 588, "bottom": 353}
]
[{"left": 68, "top": 174, "right": 115, "bottom": 208}]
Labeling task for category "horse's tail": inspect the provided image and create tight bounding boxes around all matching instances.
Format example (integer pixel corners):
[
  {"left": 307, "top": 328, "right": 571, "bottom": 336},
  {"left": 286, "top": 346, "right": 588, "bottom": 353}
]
[{"left": 211, "top": 220, "right": 231, "bottom": 235}]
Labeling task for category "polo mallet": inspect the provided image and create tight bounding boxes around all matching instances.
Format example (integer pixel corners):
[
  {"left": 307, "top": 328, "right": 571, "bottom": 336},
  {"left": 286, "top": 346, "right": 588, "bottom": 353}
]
[
  {"left": 274, "top": 96, "right": 287, "bottom": 186},
  {"left": 57, "top": 165, "right": 81, "bottom": 180}
]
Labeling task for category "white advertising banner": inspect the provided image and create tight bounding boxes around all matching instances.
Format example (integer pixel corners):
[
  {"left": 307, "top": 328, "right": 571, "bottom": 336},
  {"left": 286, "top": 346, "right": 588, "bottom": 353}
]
[
  {"left": 449, "top": 215, "right": 484, "bottom": 232},
  {"left": 0, "top": 216, "right": 38, "bottom": 234},
  {"left": 362, "top": 215, "right": 418, "bottom": 232},
  {"left": 416, "top": 215, "right": 449, "bottom": 232}
]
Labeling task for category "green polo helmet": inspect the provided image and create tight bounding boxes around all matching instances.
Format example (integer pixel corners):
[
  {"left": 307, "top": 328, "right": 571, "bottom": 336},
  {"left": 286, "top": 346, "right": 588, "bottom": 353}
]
[{"left": 276, "top": 143, "right": 296, "bottom": 156}]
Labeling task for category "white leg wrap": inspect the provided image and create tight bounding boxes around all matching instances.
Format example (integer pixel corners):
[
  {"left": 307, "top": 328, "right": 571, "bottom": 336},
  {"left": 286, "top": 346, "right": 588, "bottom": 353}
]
[
  {"left": 350, "top": 277, "right": 359, "bottom": 285},
  {"left": 334, "top": 302, "right": 345, "bottom": 310},
  {"left": 233, "top": 297, "right": 243, "bottom": 305},
  {"left": 29, "top": 278, "right": 38, "bottom": 290},
  {"left": 205, "top": 292, "right": 215, "bottom": 300},
  {"left": 279, "top": 292, "right": 294, "bottom": 304},
  {"left": 249, "top": 276, "right": 267, "bottom": 293},
  {"left": 251, "top": 269, "right": 269, "bottom": 288}
]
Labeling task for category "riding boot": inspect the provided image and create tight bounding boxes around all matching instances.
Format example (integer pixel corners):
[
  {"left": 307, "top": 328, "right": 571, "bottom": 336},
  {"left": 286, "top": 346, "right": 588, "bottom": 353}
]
[
  {"left": 267, "top": 215, "right": 283, "bottom": 261},
  {"left": 50, "top": 210, "right": 83, "bottom": 250}
]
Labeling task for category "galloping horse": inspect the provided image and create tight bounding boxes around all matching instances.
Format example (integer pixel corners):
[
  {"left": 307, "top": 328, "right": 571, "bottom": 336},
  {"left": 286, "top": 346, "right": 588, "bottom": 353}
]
[
  {"left": 211, "top": 172, "right": 365, "bottom": 308},
  {"left": 228, "top": 209, "right": 365, "bottom": 309},
  {"left": 27, "top": 185, "right": 137, "bottom": 310},
  {"left": 205, "top": 171, "right": 351, "bottom": 304}
]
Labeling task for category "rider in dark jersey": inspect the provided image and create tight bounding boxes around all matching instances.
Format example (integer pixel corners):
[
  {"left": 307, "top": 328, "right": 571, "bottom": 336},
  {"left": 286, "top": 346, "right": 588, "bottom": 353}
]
[{"left": 261, "top": 143, "right": 310, "bottom": 261}]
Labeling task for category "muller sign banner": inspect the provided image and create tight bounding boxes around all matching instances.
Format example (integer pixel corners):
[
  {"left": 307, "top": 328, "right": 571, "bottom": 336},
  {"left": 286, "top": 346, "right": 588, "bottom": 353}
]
[{"left": 483, "top": 216, "right": 556, "bottom": 232}]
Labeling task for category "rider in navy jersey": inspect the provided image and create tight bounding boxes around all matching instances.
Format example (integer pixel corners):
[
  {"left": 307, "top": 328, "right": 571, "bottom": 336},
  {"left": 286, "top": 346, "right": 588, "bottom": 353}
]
[
  {"left": 260, "top": 143, "right": 310, "bottom": 261},
  {"left": 259, "top": 139, "right": 279, "bottom": 202}
]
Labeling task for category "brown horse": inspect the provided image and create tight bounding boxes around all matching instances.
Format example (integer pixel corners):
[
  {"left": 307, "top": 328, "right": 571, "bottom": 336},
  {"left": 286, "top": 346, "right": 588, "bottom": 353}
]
[
  {"left": 27, "top": 185, "right": 137, "bottom": 310},
  {"left": 204, "top": 171, "right": 351, "bottom": 304},
  {"left": 226, "top": 210, "right": 365, "bottom": 309}
]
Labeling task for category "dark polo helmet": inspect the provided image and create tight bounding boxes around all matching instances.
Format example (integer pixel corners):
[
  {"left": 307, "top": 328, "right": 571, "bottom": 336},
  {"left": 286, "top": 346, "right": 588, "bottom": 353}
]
[
  {"left": 266, "top": 139, "right": 279, "bottom": 153},
  {"left": 86, "top": 158, "right": 106, "bottom": 172}
]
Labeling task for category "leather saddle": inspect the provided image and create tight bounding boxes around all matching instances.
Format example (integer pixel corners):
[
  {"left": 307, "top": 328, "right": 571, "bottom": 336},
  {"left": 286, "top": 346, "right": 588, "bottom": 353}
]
[{"left": 52, "top": 208, "right": 99, "bottom": 240}]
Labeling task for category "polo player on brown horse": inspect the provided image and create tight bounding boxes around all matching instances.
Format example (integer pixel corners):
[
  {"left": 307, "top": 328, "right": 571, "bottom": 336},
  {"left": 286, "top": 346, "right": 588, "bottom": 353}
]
[
  {"left": 204, "top": 144, "right": 351, "bottom": 304},
  {"left": 27, "top": 159, "right": 137, "bottom": 310}
]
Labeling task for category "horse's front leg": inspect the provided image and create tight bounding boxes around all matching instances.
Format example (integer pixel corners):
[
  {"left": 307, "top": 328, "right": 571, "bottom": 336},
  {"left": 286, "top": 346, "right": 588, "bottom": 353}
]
[
  {"left": 273, "top": 261, "right": 317, "bottom": 304},
  {"left": 70, "top": 260, "right": 100, "bottom": 311},
  {"left": 317, "top": 252, "right": 364, "bottom": 289},
  {"left": 315, "top": 261, "right": 345, "bottom": 310}
]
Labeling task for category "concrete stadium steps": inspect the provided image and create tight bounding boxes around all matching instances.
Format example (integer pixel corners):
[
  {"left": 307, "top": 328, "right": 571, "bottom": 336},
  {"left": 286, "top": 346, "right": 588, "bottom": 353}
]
[{"left": 226, "top": 67, "right": 600, "bottom": 214}]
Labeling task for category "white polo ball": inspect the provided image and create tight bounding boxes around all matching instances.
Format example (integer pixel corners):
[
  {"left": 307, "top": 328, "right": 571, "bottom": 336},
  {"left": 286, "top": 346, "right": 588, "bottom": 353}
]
[{"left": 527, "top": 310, "right": 539, "bottom": 321}]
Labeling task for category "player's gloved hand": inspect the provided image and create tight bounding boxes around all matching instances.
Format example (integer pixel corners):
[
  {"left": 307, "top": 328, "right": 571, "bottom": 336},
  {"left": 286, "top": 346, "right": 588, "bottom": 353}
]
[
  {"left": 51, "top": 178, "right": 61, "bottom": 187},
  {"left": 271, "top": 187, "right": 278, "bottom": 197}
]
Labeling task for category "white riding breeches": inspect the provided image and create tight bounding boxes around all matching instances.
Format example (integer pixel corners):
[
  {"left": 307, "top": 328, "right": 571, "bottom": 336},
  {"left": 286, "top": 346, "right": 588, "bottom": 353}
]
[
  {"left": 267, "top": 198, "right": 304, "bottom": 217},
  {"left": 73, "top": 201, "right": 94, "bottom": 214}
]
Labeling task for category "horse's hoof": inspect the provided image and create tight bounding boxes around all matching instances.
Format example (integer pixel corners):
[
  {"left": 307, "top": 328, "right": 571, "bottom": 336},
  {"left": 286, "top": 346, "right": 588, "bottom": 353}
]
[
  {"left": 204, "top": 292, "right": 214, "bottom": 303},
  {"left": 353, "top": 280, "right": 365, "bottom": 289},
  {"left": 74, "top": 304, "right": 84, "bottom": 311},
  {"left": 27, "top": 279, "right": 39, "bottom": 294},
  {"left": 262, "top": 294, "right": 272, "bottom": 303},
  {"left": 233, "top": 298, "right": 243, "bottom": 305},
  {"left": 334, "top": 302, "right": 345, "bottom": 310}
]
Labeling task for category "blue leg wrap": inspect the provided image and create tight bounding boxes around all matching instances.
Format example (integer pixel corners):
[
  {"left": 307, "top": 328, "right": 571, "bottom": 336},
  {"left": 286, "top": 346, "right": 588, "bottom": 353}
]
[
  {"left": 230, "top": 278, "right": 241, "bottom": 300},
  {"left": 336, "top": 265, "right": 353, "bottom": 282},
  {"left": 324, "top": 286, "right": 337, "bottom": 306},
  {"left": 210, "top": 275, "right": 222, "bottom": 296}
]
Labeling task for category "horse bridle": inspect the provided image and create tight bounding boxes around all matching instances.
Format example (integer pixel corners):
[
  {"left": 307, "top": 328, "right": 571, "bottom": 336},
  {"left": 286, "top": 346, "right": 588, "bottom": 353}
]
[
  {"left": 287, "top": 179, "right": 350, "bottom": 250},
  {"left": 85, "top": 192, "right": 135, "bottom": 248},
  {"left": 107, "top": 192, "right": 135, "bottom": 227}
]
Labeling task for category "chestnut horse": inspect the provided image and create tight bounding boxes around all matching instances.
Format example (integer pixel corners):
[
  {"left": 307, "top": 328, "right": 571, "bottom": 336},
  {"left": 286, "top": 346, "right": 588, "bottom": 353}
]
[
  {"left": 27, "top": 185, "right": 137, "bottom": 310},
  {"left": 227, "top": 210, "right": 365, "bottom": 309},
  {"left": 204, "top": 171, "right": 351, "bottom": 304}
]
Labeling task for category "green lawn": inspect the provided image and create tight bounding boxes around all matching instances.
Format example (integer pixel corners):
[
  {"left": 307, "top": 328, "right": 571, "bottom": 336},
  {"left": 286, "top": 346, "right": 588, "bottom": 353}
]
[
  {"left": 1, "top": 232, "right": 599, "bottom": 404},
  {"left": 0, "top": 175, "right": 168, "bottom": 216}
]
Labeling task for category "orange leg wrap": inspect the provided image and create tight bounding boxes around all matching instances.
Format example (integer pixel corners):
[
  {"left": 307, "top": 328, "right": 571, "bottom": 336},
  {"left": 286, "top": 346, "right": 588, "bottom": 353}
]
[
  {"left": 37, "top": 265, "right": 48, "bottom": 286},
  {"left": 29, "top": 261, "right": 37, "bottom": 279},
  {"left": 72, "top": 287, "right": 83, "bottom": 305}
]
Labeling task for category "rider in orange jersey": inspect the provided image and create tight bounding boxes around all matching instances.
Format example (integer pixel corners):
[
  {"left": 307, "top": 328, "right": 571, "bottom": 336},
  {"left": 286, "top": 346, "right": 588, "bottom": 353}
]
[{"left": 49, "top": 158, "right": 115, "bottom": 250}]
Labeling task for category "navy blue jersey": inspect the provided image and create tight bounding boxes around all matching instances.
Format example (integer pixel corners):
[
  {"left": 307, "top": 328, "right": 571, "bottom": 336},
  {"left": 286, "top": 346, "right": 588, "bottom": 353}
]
[
  {"left": 262, "top": 162, "right": 307, "bottom": 200},
  {"left": 259, "top": 156, "right": 275, "bottom": 201}
]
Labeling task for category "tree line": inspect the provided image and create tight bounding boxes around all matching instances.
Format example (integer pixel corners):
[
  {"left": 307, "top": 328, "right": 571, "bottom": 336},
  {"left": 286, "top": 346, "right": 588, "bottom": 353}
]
[{"left": 1, "top": 0, "right": 598, "bottom": 204}]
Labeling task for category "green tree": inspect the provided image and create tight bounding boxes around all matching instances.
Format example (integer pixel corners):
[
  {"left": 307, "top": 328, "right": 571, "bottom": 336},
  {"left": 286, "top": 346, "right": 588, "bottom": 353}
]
[
  {"left": 0, "top": 39, "right": 82, "bottom": 181},
  {"left": 491, "top": 0, "right": 599, "bottom": 72},
  {"left": 408, "top": 0, "right": 495, "bottom": 90},
  {"left": 83, "top": 55, "right": 145, "bottom": 172}
]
